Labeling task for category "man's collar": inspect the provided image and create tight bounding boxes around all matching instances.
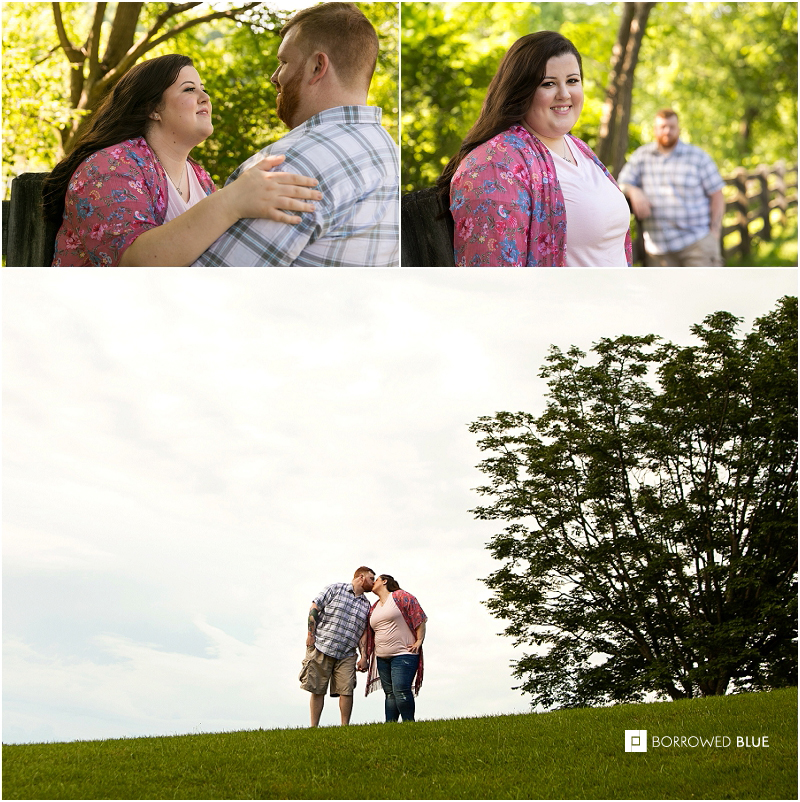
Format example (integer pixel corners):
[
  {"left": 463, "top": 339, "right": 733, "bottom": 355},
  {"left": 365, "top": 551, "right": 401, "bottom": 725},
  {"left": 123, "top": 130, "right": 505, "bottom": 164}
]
[{"left": 293, "top": 105, "right": 382, "bottom": 131}]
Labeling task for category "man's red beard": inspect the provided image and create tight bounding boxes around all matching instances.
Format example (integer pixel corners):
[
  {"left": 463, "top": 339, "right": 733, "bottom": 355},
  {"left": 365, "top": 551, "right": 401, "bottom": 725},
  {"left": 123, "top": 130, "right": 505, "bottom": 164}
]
[{"left": 275, "top": 69, "right": 302, "bottom": 128}]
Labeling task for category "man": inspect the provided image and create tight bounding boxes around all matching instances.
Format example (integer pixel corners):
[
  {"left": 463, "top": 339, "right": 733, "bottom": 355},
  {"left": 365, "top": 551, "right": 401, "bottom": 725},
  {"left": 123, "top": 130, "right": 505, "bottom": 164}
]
[
  {"left": 618, "top": 109, "right": 726, "bottom": 266},
  {"left": 194, "top": 3, "right": 399, "bottom": 267},
  {"left": 300, "top": 566, "right": 375, "bottom": 727}
]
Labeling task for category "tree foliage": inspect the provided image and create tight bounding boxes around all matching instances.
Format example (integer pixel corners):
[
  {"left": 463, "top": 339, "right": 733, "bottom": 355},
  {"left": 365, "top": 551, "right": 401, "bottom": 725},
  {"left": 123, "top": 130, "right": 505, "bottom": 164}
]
[
  {"left": 470, "top": 297, "right": 797, "bottom": 710},
  {"left": 401, "top": 2, "right": 797, "bottom": 192},
  {"left": 2, "top": 2, "right": 398, "bottom": 196}
]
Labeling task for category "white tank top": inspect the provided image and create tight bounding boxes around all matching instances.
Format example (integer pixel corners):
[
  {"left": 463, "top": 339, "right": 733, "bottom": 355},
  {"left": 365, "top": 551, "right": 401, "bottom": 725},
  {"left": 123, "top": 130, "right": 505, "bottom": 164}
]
[
  {"left": 552, "top": 138, "right": 629, "bottom": 266},
  {"left": 164, "top": 163, "right": 207, "bottom": 222}
]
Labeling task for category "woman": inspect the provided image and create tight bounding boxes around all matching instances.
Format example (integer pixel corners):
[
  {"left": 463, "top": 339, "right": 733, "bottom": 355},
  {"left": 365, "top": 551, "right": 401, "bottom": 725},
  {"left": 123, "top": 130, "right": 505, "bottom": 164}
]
[
  {"left": 43, "top": 54, "right": 321, "bottom": 266},
  {"left": 360, "top": 574, "right": 427, "bottom": 722},
  {"left": 437, "top": 32, "right": 632, "bottom": 267}
]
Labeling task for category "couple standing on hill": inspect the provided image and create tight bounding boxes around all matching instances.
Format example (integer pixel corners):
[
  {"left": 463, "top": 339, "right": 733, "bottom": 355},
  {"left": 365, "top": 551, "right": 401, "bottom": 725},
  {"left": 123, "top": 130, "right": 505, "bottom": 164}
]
[{"left": 300, "top": 567, "right": 427, "bottom": 727}]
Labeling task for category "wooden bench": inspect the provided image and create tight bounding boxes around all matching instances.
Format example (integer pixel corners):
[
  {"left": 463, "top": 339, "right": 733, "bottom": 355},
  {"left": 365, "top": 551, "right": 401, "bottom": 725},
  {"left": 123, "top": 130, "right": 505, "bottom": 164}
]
[{"left": 2, "top": 172, "right": 58, "bottom": 267}]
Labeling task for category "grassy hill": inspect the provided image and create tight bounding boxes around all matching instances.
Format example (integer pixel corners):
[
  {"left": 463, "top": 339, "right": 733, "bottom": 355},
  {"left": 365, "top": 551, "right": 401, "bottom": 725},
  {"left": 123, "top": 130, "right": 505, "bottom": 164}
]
[{"left": 3, "top": 687, "right": 796, "bottom": 799}]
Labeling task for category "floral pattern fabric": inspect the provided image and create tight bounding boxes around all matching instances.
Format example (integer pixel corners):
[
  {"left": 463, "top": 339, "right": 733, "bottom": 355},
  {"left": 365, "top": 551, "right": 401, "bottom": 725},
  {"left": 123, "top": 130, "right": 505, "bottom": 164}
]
[
  {"left": 450, "top": 124, "right": 632, "bottom": 267},
  {"left": 52, "top": 137, "right": 216, "bottom": 266},
  {"left": 364, "top": 589, "right": 427, "bottom": 697}
]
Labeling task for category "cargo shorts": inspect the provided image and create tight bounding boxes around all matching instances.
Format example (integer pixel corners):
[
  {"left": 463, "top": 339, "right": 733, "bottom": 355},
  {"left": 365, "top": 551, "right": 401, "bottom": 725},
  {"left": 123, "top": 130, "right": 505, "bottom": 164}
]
[{"left": 299, "top": 645, "right": 357, "bottom": 697}]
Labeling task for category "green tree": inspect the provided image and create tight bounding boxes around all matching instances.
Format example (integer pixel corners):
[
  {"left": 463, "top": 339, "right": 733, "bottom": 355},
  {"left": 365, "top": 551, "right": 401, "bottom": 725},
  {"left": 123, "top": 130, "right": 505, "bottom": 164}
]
[{"left": 470, "top": 297, "right": 797, "bottom": 710}]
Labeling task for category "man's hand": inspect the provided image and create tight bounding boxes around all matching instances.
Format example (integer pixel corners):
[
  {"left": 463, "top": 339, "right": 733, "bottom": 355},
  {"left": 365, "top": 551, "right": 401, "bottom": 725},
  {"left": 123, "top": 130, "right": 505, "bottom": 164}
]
[
  {"left": 306, "top": 632, "right": 316, "bottom": 648},
  {"left": 625, "top": 185, "right": 652, "bottom": 220},
  {"left": 356, "top": 656, "right": 367, "bottom": 672}
]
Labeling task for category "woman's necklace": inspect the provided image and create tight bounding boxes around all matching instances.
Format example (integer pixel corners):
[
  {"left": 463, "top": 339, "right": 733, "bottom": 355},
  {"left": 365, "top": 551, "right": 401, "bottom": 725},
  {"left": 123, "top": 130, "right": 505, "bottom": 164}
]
[
  {"left": 522, "top": 124, "right": 576, "bottom": 165},
  {"left": 556, "top": 137, "right": 575, "bottom": 165},
  {"left": 152, "top": 149, "right": 187, "bottom": 197}
]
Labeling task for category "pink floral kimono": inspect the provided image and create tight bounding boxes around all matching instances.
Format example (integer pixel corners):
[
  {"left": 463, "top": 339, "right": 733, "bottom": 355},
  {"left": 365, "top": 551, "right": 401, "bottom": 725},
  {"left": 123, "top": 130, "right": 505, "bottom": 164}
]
[
  {"left": 450, "top": 123, "right": 632, "bottom": 267},
  {"left": 52, "top": 137, "right": 215, "bottom": 266}
]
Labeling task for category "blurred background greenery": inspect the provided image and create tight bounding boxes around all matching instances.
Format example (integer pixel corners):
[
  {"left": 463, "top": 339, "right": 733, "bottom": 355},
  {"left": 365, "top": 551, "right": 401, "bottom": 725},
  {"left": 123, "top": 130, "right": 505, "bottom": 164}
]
[
  {"left": 2, "top": 1, "right": 398, "bottom": 196},
  {"left": 401, "top": 2, "right": 797, "bottom": 193}
]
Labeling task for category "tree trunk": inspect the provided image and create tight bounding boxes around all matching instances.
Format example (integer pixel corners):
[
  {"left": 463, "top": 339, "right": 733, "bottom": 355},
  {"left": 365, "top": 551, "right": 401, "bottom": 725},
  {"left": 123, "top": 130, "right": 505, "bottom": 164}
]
[{"left": 596, "top": 2, "right": 656, "bottom": 177}]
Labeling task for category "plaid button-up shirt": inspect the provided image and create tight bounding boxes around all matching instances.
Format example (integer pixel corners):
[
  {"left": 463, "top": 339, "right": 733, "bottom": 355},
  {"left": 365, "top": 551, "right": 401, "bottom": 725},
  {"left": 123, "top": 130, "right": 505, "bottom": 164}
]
[
  {"left": 193, "top": 106, "right": 399, "bottom": 267},
  {"left": 618, "top": 141, "right": 724, "bottom": 254},
  {"left": 312, "top": 582, "right": 371, "bottom": 660}
]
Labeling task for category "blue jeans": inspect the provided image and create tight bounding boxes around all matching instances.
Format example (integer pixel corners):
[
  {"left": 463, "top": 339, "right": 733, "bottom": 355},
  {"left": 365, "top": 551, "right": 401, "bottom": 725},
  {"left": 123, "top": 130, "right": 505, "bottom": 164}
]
[{"left": 376, "top": 654, "right": 419, "bottom": 722}]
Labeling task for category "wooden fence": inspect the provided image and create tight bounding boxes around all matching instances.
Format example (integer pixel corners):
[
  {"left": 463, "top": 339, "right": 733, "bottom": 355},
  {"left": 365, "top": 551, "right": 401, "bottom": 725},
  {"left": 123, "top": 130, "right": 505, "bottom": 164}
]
[{"left": 720, "top": 161, "right": 797, "bottom": 263}]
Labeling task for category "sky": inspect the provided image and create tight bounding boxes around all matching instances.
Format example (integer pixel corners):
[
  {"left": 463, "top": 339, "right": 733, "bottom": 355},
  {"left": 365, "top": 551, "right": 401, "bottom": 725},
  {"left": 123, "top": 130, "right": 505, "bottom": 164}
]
[{"left": 2, "top": 266, "right": 797, "bottom": 745}]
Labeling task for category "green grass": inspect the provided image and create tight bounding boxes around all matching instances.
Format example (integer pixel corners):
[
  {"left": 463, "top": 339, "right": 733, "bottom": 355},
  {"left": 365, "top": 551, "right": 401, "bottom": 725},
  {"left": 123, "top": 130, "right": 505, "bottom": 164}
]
[{"left": 3, "top": 688, "right": 796, "bottom": 799}]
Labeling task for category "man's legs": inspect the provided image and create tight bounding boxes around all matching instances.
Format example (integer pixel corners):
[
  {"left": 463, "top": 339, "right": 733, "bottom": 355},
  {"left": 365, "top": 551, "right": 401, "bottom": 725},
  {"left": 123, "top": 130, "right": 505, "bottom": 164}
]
[
  {"left": 310, "top": 693, "right": 325, "bottom": 727},
  {"left": 329, "top": 653, "right": 358, "bottom": 725},
  {"left": 645, "top": 232, "right": 723, "bottom": 267},
  {"left": 338, "top": 694, "right": 354, "bottom": 725},
  {"left": 644, "top": 250, "right": 675, "bottom": 267},
  {"left": 679, "top": 231, "right": 724, "bottom": 266},
  {"left": 300, "top": 645, "right": 336, "bottom": 727}
]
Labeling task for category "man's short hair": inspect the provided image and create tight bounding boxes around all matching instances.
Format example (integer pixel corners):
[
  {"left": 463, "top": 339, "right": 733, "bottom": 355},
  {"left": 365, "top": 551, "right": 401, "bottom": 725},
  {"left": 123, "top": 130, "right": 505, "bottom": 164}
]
[
  {"left": 281, "top": 2, "right": 378, "bottom": 92},
  {"left": 656, "top": 108, "right": 679, "bottom": 122},
  {"left": 353, "top": 565, "right": 375, "bottom": 580}
]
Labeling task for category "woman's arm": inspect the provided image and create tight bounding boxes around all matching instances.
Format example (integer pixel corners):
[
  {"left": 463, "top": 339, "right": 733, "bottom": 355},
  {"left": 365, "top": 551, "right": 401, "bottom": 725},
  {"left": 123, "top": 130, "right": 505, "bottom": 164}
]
[
  {"left": 409, "top": 621, "right": 426, "bottom": 653},
  {"left": 120, "top": 155, "right": 321, "bottom": 266}
]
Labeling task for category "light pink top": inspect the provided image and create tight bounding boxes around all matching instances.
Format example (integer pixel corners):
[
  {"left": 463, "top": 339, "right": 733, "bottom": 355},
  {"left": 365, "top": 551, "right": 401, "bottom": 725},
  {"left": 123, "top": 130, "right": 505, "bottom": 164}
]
[
  {"left": 371, "top": 595, "right": 416, "bottom": 657},
  {"left": 553, "top": 137, "right": 630, "bottom": 266},
  {"left": 164, "top": 162, "right": 207, "bottom": 222}
]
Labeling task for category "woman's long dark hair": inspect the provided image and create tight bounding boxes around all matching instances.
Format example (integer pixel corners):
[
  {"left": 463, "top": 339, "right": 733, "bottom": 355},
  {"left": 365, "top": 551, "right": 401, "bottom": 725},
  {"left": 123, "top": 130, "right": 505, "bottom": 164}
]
[
  {"left": 436, "top": 32, "right": 582, "bottom": 215},
  {"left": 42, "top": 54, "right": 193, "bottom": 226}
]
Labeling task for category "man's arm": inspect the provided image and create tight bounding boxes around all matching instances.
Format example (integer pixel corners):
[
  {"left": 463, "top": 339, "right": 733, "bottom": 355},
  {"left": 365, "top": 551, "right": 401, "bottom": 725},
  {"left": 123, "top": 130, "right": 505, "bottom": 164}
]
[
  {"left": 307, "top": 602, "right": 320, "bottom": 648},
  {"left": 618, "top": 183, "right": 652, "bottom": 220},
  {"left": 356, "top": 630, "right": 368, "bottom": 672},
  {"left": 709, "top": 189, "right": 725, "bottom": 237}
]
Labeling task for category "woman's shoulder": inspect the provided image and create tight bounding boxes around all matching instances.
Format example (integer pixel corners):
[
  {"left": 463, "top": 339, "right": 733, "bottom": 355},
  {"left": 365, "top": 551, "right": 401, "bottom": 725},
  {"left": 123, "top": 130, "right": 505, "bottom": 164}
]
[
  {"left": 469, "top": 124, "right": 537, "bottom": 161},
  {"left": 73, "top": 137, "right": 155, "bottom": 180},
  {"left": 453, "top": 125, "right": 537, "bottom": 188}
]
